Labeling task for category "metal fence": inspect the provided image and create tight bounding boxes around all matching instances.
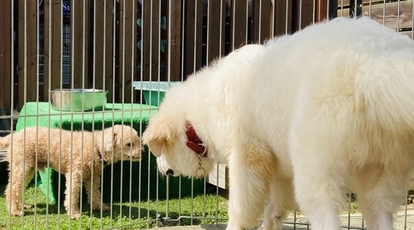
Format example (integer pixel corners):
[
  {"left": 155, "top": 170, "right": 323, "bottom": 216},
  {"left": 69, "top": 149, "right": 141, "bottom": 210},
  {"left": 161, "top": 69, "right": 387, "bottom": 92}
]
[{"left": 0, "top": 0, "right": 413, "bottom": 229}]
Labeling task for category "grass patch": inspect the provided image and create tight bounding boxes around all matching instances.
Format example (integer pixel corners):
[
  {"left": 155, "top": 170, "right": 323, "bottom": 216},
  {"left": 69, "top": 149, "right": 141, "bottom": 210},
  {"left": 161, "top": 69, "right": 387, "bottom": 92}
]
[{"left": 0, "top": 183, "right": 229, "bottom": 230}]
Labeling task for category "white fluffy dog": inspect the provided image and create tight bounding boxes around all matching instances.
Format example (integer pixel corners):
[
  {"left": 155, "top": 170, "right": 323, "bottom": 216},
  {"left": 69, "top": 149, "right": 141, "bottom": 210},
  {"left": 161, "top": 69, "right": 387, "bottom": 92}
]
[{"left": 142, "top": 17, "right": 414, "bottom": 230}]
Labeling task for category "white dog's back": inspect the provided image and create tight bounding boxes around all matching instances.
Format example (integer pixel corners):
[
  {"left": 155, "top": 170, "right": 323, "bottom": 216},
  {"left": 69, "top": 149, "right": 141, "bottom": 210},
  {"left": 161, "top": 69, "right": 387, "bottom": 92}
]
[{"left": 242, "top": 17, "right": 414, "bottom": 229}]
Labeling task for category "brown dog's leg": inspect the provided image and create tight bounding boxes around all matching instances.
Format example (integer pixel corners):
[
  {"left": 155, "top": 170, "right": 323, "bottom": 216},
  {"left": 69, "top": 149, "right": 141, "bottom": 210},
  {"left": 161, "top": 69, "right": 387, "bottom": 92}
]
[
  {"left": 84, "top": 173, "right": 110, "bottom": 211},
  {"left": 64, "top": 172, "right": 82, "bottom": 219},
  {"left": 85, "top": 174, "right": 111, "bottom": 211},
  {"left": 5, "top": 163, "right": 35, "bottom": 217}
]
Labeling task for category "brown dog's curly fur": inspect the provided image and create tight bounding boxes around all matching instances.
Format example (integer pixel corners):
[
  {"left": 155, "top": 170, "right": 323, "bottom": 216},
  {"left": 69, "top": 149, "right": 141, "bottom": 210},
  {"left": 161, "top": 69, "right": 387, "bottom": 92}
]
[{"left": 1, "top": 125, "right": 143, "bottom": 219}]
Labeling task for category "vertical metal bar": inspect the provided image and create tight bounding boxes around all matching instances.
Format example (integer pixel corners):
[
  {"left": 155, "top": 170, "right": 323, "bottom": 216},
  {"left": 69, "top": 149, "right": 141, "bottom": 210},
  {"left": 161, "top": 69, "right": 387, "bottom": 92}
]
[
  {"left": 259, "top": 0, "right": 262, "bottom": 42},
  {"left": 34, "top": 1, "right": 40, "bottom": 227},
  {"left": 411, "top": 0, "right": 414, "bottom": 39},
  {"left": 271, "top": 0, "right": 275, "bottom": 36},
  {"left": 397, "top": 0, "right": 401, "bottom": 32},
  {"left": 8, "top": 1, "right": 14, "bottom": 226},
  {"left": 128, "top": 0, "right": 136, "bottom": 225},
  {"left": 137, "top": 0, "right": 144, "bottom": 224},
  {"left": 109, "top": 0, "right": 116, "bottom": 225},
  {"left": 285, "top": 0, "right": 289, "bottom": 34},
  {"left": 382, "top": 0, "right": 386, "bottom": 25},
  {"left": 22, "top": 2, "right": 27, "bottom": 227},
  {"left": 299, "top": 0, "right": 303, "bottom": 30},
  {"left": 313, "top": 0, "right": 316, "bottom": 24}
]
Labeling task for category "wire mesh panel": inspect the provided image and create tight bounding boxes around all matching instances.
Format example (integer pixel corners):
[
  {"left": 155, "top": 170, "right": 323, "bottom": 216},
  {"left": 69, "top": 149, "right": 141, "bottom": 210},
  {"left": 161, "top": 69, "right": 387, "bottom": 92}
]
[{"left": 0, "top": 0, "right": 413, "bottom": 229}]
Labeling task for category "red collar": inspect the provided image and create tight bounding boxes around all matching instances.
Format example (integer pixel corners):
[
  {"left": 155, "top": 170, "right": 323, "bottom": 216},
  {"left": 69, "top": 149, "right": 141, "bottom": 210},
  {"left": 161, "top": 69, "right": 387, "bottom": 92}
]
[{"left": 185, "top": 122, "right": 208, "bottom": 157}]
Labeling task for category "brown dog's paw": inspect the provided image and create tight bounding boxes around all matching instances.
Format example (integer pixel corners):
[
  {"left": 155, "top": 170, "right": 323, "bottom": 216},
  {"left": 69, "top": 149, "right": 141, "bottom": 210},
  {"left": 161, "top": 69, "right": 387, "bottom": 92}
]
[
  {"left": 70, "top": 212, "right": 81, "bottom": 219},
  {"left": 101, "top": 204, "right": 111, "bottom": 211},
  {"left": 10, "top": 210, "right": 24, "bottom": 217},
  {"left": 24, "top": 204, "right": 32, "bottom": 209},
  {"left": 91, "top": 203, "right": 111, "bottom": 211}
]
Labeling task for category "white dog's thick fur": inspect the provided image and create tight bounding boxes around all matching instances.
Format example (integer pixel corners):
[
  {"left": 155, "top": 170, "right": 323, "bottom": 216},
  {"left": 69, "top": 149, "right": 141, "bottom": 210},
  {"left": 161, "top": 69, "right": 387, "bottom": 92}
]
[{"left": 142, "top": 17, "right": 414, "bottom": 230}]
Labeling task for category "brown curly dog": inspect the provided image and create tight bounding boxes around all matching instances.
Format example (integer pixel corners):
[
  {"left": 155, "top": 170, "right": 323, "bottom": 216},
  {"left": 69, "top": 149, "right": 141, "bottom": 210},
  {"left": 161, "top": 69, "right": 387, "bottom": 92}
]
[{"left": 0, "top": 125, "right": 143, "bottom": 219}]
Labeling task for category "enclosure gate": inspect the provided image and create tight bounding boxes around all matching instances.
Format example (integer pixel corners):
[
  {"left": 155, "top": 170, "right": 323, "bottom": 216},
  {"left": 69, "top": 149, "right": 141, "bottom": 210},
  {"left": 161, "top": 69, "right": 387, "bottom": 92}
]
[{"left": 0, "top": 0, "right": 413, "bottom": 229}]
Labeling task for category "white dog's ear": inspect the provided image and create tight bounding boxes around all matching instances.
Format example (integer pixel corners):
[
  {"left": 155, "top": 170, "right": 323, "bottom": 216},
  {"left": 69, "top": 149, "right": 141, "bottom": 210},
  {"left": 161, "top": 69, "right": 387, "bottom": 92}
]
[
  {"left": 142, "top": 128, "right": 165, "bottom": 157},
  {"left": 142, "top": 116, "right": 180, "bottom": 157},
  {"left": 147, "top": 141, "right": 163, "bottom": 157}
]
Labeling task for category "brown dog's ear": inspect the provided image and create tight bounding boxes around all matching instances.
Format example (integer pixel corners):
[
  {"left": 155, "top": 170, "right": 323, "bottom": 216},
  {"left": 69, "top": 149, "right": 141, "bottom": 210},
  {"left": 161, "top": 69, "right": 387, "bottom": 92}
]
[{"left": 99, "top": 125, "right": 121, "bottom": 152}]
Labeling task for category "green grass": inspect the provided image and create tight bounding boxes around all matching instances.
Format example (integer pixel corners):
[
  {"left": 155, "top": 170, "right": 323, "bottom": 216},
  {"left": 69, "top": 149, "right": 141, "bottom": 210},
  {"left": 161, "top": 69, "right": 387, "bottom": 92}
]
[{"left": 0, "top": 183, "right": 229, "bottom": 230}]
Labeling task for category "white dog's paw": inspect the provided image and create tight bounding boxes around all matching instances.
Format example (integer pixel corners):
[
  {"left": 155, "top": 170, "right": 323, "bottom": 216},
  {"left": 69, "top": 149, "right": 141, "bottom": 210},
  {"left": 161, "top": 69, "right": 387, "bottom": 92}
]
[{"left": 256, "top": 221, "right": 283, "bottom": 230}]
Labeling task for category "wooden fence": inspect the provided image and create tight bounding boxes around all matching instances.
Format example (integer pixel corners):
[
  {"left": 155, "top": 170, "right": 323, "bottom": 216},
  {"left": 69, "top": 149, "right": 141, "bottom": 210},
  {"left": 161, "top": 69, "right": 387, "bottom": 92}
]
[{"left": 0, "top": 0, "right": 412, "bottom": 112}]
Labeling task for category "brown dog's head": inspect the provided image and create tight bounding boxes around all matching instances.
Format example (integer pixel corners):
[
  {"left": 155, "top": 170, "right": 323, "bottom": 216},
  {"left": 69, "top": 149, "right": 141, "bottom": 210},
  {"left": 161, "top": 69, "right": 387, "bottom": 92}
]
[
  {"left": 97, "top": 125, "right": 143, "bottom": 164},
  {"left": 142, "top": 102, "right": 213, "bottom": 178}
]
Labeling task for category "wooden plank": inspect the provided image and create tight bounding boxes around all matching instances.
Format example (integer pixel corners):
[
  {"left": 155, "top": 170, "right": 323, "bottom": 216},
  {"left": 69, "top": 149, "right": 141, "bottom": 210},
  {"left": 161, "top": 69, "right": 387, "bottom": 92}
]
[
  {"left": 230, "top": 0, "right": 248, "bottom": 49},
  {"left": 294, "top": 0, "right": 315, "bottom": 31},
  {"left": 401, "top": 31, "right": 413, "bottom": 38},
  {"left": 337, "top": 1, "right": 413, "bottom": 29},
  {"left": 262, "top": 0, "right": 272, "bottom": 42},
  {"left": 93, "top": 1, "right": 105, "bottom": 90},
  {"left": 363, "top": 1, "right": 413, "bottom": 29},
  {"left": 315, "top": 0, "right": 328, "bottom": 22},
  {"left": 0, "top": 0, "right": 12, "bottom": 108},
  {"left": 141, "top": 0, "right": 151, "bottom": 82},
  {"left": 208, "top": 164, "right": 229, "bottom": 190},
  {"left": 71, "top": 0, "right": 91, "bottom": 89},
  {"left": 151, "top": 0, "right": 160, "bottom": 82},
  {"left": 118, "top": 0, "right": 137, "bottom": 103},
  {"left": 252, "top": 0, "right": 272, "bottom": 44},
  {"left": 105, "top": 0, "right": 114, "bottom": 102},
  {"left": 339, "top": 0, "right": 398, "bottom": 7},
  {"left": 92, "top": 0, "right": 114, "bottom": 102},
  {"left": 44, "top": 0, "right": 62, "bottom": 101},
  {"left": 273, "top": 0, "right": 293, "bottom": 36},
  {"left": 183, "top": 0, "right": 196, "bottom": 78},
  {"left": 168, "top": 0, "right": 182, "bottom": 81},
  {"left": 207, "top": 0, "right": 226, "bottom": 64},
  {"left": 183, "top": 0, "right": 203, "bottom": 79},
  {"left": 18, "top": 0, "right": 38, "bottom": 110}
]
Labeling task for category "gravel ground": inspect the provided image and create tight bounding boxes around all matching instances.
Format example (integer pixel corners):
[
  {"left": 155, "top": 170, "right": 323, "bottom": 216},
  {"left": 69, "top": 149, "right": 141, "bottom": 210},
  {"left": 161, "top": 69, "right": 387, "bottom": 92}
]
[{"left": 154, "top": 207, "right": 414, "bottom": 230}]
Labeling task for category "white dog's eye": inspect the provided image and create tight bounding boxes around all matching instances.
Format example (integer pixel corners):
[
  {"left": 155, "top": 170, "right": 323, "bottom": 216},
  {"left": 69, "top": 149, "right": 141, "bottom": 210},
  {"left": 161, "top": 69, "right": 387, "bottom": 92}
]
[{"left": 126, "top": 142, "right": 132, "bottom": 147}]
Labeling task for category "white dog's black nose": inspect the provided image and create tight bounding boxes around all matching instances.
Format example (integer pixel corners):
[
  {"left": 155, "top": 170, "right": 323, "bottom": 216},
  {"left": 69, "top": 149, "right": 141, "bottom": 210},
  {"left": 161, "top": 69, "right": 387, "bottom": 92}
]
[{"left": 166, "top": 169, "right": 174, "bottom": 176}]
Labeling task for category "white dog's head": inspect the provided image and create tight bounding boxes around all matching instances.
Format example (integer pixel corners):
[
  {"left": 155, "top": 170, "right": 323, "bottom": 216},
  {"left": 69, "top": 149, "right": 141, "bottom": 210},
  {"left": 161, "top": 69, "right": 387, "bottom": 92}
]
[
  {"left": 98, "top": 125, "right": 143, "bottom": 164},
  {"left": 142, "top": 108, "right": 214, "bottom": 178}
]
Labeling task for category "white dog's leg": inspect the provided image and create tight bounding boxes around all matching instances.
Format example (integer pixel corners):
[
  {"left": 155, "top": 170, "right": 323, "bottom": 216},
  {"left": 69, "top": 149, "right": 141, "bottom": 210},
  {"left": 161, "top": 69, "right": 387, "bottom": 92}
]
[
  {"left": 260, "top": 175, "right": 296, "bottom": 230},
  {"left": 226, "top": 148, "right": 275, "bottom": 230},
  {"left": 292, "top": 161, "right": 345, "bottom": 229},
  {"left": 289, "top": 134, "right": 347, "bottom": 230},
  {"left": 353, "top": 166, "right": 406, "bottom": 230},
  {"left": 259, "top": 202, "right": 284, "bottom": 230}
]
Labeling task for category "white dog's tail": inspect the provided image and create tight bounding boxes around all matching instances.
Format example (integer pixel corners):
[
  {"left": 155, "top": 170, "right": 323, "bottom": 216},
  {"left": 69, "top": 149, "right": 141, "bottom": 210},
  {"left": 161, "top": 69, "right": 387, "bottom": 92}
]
[{"left": 356, "top": 55, "right": 414, "bottom": 132}]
